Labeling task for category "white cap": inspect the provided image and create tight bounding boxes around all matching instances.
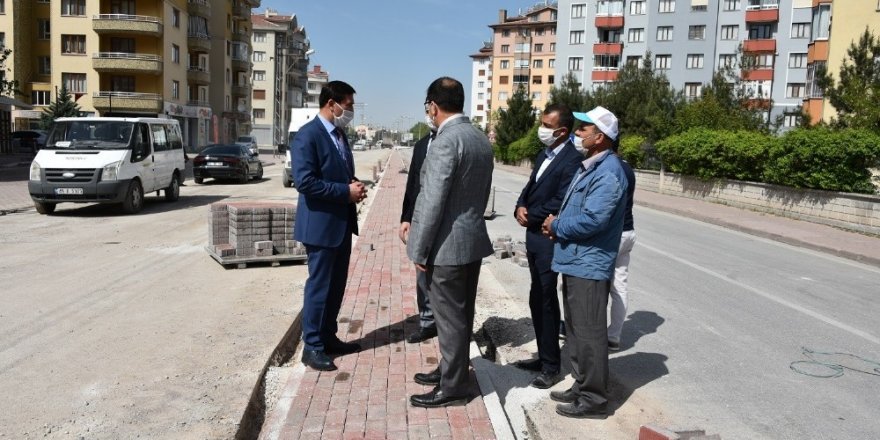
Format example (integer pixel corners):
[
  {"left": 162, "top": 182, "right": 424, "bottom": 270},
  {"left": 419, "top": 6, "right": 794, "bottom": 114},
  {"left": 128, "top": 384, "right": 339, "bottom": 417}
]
[{"left": 572, "top": 106, "right": 619, "bottom": 141}]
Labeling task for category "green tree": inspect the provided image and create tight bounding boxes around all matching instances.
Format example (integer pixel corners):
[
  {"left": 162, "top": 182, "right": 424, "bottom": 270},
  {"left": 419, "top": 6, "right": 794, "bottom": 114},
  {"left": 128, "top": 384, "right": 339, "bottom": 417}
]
[
  {"left": 409, "top": 122, "right": 431, "bottom": 140},
  {"left": 40, "top": 85, "right": 82, "bottom": 129},
  {"left": 0, "top": 47, "right": 20, "bottom": 97},
  {"left": 548, "top": 72, "right": 588, "bottom": 111},
  {"left": 494, "top": 85, "right": 535, "bottom": 149},
  {"left": 674, "top": 70, "right": 767, "bottom": 134},
  {"left": 817, "top": 28, "right": 880, "bottom": 132}
]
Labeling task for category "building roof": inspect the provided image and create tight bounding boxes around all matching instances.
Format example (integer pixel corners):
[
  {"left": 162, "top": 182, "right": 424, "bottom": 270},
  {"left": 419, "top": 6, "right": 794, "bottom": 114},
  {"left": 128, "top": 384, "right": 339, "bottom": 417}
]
[
  {"left": 469, "top": 43, "right": 493, "bottom": 59},
  {"left": 489, "top": 4, "right": 557, "bottom": 29}
]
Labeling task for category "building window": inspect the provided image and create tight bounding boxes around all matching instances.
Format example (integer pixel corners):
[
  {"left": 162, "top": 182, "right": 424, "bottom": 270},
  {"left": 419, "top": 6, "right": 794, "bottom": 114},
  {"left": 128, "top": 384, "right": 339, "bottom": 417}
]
[
  {"left": 498, "top": 91, "right": 508, "bottom": 101},
  {"left": 630, "top": 0, "right": 645, "bottom": 15},
  {"left": 743, "top": 80, "right": 771, "bottom": 98},
  {"left": 515, "top": 43, "right": 530, "bottom": 53},
  {"left": 721, "top": 25, "right": 739, "bottom": 40},
  {"left": 532, "top": 75, "right": 543, "bottom": 84},
  {"left": 477, "top": 92, "right": 484, "bottom": 100},
  {"left": 570, "top": 30, "right": 584, "bottom": 44},
  {"left": 549, "top": 59, "right": 555, "bottom": 68},
  {"left": 31, "top": 90, "right": 51, "bottom": 106},
  {"left": 594, "top": 54, "right": 621, "bottom": 70},
  {"left": 572, "top": 3, "right": 586, "bottom": 18},
  {"left": 627, "top": 56, "right": 643, "bottom": 66},
  {"left": 628, "top": 28, "right": 644, "bottom": 42},
  {"left": 502, "top": 30, "right": 510, "bottom": 37},
  {"left": 500, "top": 44, "right": 509, "bottom": 53},
  {"left": 548, "top": 75, "right": 555, "bottom": 85},
  {"left": 688, "top": 25, "right": 706, "bottom": 40},
  {"left": 254, "top": 70, "right": 266, "bottom": 81},
  {"left": 110, "top": 0, "right": 135, "bottom": 15},
  {"left": 38, "top": 56, "right": 51, "bottom": 75},
  {"left": 254, "top": 108, "right": 265, "bottom": 119},
  {"left": 172, "top": 44, "right": 180, "bottom": 64},
  {"left": 657, "top": 26, "right": 673, "bottom": 41},
  {"left": 536, "top": 28, "right": 546, "bottom": 36},
  {"left": 532, "top": 92, "right": 542, "bottom": 101},
  {"left": 513, "top": 74, "right": 529, "bottom": 84},
  {"left": 811, "top": 4, "right": 831, "bottom": 41},
  {"left": 253, "top": 51, "right": 265, "bottom": 62},
  {"left": 499, "top": 76, "right": 509, "bottom": 85},
  {"left": 61, "top": 35, "right": 86, "bottom": 54},
  {"left": 62, "top": 73, "right": 87, "bottom": 93},
  {"left": 783, "top": 113, "right": 801, "bottom": 128},
  {"left": 792, "top": 22, "right": 810, "bottom": 39},
  {"left": 748, "top": 53, "right": 774, "bottom": 68},
  {"left": 597, "top": 0, "right": 625, "bottom": 16},
  {"left": 477, "top": 81, "right": 485, "bottom": 88},
  {"left": 38, "top": 19, "right": 50, "bottom": 40},
  {"left": 172, "top": 80, "right": 179, "bottom": 99},
  {"left": 533, "top": 59, "right": 543, "bottom": 69},
  {"left": 659, "top": 0, "right": 675, "bottom": 13},
  {"left": 655, "top": 55, "right": 671, "bottom": 70},
  {"left": 515, "top": 59, "right": 529, "bottom": 69},
  {"left": 0, "top": 0, "right": 5, "bottom": 13},
  {"left": 724, "top": 0, "right": 740, "bottom": 10},
  {"left": 61, "top": 0, "right": 86, "bottom": 16},
  {"left": 500, "top": 60, "right": 510, "bottom": 69},
  {"left": 534, "top": 43, "right": 543, "bottom": 52},
  {"left": 172, "top": 8, "right": 179, "bottom": 28},
  {"left": 788, "top": 53, "right": 807, "bottom": 69},
  {"left": 685, "top": 83, "right": 702, "bottom": 98},
  {"left": 786, "top": 83, "right": 805, "bottom": 98},
  {"left": 110, "top": 37, "right": 134, "bottom": 53},
  {"left": 748, "top": 24, "right": 773, "bottom": 40},
  {"left": 719, "top": 54, "right": 737, "bottom": 68},
  {"left": 686, "top": 54, "right": 704, "bottom": 69},
  {"left": 805, "top": 61, "right": 826, "bottom": 98},
  {"left": 568, "top": 57, "right": 583, "bottom": 71},
  {"left": 550, "top": 43, "right": 556, "bottom": 52},
  {"left": 253, "top": 89, "right": 266, "bottom": 100},
  {"left": 254, "top": 32, "right": 266, "bottom": 42}
]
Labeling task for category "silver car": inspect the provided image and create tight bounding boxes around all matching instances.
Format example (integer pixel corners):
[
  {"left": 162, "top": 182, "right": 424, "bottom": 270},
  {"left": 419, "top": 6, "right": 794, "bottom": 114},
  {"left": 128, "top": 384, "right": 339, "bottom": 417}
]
[{"left": 235, "top": 135, "right": 259, "bottom": 156}]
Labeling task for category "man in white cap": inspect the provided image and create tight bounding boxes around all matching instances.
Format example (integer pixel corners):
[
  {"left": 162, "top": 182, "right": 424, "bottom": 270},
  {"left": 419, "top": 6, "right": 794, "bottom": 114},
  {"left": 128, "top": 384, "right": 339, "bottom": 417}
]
[{"left": 541, "top": 106, "right": 628, "bottom": 419}]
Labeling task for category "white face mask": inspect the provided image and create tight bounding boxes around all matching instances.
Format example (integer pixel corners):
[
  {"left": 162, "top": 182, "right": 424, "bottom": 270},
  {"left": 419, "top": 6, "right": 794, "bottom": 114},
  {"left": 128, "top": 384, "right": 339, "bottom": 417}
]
[
  {"left": 572, "top": 136, "right": 586, "bottom": 152},
  {"left": 425, "top": 114, "right": 437, "bottom": 131},
  {"left": 333, "top": 103, "right": 354, "bottom": 128},
  {"left": 538, "top": 126, "right": 562, "bottom": 147}
]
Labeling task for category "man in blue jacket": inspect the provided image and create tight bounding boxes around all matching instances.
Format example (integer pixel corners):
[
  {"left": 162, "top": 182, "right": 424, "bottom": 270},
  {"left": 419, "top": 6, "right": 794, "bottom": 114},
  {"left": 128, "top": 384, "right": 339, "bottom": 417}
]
[
  {"left": 293, "top": 80, "right": 368, "bottom": 371},
  {"left": 541, "top": 106, "right": 628, "bottom": 419}
]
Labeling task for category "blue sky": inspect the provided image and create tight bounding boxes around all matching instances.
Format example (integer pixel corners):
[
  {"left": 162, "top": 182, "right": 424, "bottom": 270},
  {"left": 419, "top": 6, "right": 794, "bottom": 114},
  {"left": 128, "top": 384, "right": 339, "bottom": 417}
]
[{"left": 260, "top": 0, "right": 545, "bottom": 130}]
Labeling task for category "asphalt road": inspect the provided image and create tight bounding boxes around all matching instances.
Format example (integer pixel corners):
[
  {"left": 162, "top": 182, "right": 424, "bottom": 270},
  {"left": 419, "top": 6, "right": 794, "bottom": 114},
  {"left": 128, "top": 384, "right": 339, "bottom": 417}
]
[{"left": 481, "top": 164, "right": 880, "bottom": 439}]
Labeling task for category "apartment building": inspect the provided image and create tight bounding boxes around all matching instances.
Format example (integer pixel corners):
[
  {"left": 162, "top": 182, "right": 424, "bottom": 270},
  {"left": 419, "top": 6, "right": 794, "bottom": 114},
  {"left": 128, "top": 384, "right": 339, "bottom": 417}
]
[
  {"left": 804, "top": 1, "right": 879, "bottom": 125},
  {"left": 0, "top": 0, "right": 260, "bottom": 148},
  {"left": 468, "top": 43, "right": 493, "bottom": 130},
  {"left": 250, "top": 9, "right": 311, "bottom": 148},
  {"left": 556, "top": 0, "right": 818, "bottom": 128},
  {"left": 488, "top": 5, "right": 559, "bottom": 115},
  {"left": 305, "top": 65, "right": 329, "bottom": 109}
]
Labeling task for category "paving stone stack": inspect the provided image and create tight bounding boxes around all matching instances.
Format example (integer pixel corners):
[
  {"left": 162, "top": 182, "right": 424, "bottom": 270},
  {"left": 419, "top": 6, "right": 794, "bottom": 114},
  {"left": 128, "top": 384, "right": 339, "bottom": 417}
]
[{"left": 208, "top": 201, "right": 305, "bottom": 259}]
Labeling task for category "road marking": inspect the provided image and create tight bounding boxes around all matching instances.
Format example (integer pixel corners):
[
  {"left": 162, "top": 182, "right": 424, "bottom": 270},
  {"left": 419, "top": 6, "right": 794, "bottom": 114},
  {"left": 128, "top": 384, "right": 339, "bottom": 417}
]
[{"left": 639, "top": 241, "right": 880, "bottom": 345}]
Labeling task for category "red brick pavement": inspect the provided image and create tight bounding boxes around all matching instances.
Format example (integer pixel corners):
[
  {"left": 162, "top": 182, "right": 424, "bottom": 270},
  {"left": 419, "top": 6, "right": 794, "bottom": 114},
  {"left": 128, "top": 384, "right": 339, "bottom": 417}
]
[{"left": 275, "top": 150, "right": 496, "bottom": 439}]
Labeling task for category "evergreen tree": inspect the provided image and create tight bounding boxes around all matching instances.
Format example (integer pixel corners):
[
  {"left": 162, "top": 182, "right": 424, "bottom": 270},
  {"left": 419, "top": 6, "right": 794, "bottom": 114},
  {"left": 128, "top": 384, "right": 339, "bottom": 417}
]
[
  {"left": 494, "top": 85, "right": 536, "bottom": 148},
  {"left": 817, "top": 28, "right": 880, "bottom": 132},
  {"left": 0, "top": 48, "right": 19, "bottom": 97},
  {"left": 548, "top": 72, "right": 588, "bottom": 111},
  {"left": 40, "top": 85, "right": 82, "bottom": 129}
]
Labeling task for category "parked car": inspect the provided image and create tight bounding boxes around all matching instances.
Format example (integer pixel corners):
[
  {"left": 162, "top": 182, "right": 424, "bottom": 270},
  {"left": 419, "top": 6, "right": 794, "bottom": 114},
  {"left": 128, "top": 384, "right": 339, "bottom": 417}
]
[
  {"left": 192, "top": 144, "right": 263, "bottom": 184},
  {"left": 12, "top": 130, "right": 48, "bottom": 154},
  {"left": 235, "top": 135, "right": 259, "bottom": 156}
]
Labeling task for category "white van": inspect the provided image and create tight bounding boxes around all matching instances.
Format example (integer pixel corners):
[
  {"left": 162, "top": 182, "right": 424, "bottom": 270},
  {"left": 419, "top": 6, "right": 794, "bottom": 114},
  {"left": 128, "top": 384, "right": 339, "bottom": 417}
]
[
  {"left": 283, "top": 108, "right": 319, "bottom": 188},
  {"left": 28, "top": 117, "right": 186, "bottom": 215}
]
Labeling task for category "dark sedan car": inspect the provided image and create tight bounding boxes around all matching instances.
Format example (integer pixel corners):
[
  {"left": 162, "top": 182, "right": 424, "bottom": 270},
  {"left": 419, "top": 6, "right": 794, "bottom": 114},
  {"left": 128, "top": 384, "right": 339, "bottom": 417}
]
[{"left": 192, "top": 144, "right": 263, "bottom": 184}]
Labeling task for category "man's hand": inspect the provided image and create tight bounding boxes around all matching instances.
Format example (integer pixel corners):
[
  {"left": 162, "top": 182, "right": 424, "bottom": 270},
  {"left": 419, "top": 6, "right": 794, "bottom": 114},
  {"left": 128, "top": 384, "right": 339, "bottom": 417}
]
[
  {"left": 541, "top": 214, "right": 556, "bottom": 240},
  {"left": 349, "top": 180, "right": 367, "bottom": 203},
  {"left": 515, "top": 206, "right": 529, "bottom": 227},
  {"left": 415, "top": 263, "right": 427, "bottom": 272},
  {"left": 399, "top": 222, "right": 410, "bottom": 244}
]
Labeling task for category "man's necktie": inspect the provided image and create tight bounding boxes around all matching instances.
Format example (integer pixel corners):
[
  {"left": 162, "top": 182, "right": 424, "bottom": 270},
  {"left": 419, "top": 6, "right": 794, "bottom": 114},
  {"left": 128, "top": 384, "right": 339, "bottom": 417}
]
[{"left": 333, "top": 128, "right": 348, "bottom": 165}]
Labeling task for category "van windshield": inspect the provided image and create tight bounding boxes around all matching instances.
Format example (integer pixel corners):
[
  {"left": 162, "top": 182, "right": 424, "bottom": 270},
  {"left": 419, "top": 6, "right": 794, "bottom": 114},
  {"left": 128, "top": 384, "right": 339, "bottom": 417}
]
[{"left": 45, "top": 121, "right": 135, "bottom": 150}]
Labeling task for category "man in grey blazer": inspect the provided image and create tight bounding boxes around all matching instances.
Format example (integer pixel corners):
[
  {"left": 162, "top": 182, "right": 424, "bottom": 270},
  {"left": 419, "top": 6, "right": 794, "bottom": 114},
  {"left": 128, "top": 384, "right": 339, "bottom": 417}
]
[{"left": 405, "top": 77, "right": 494, "bottom": 408}]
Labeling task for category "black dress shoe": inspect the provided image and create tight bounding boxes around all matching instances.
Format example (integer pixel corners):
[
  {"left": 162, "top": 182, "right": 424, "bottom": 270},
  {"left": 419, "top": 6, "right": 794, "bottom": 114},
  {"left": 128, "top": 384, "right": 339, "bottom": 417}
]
[
  {"left": 530, "top": 371, "right": 561, "bottom": 389},
  {"left": 608, "top": 340, "right": 621, "bottom": 352},
  {"left": 549, "top": 389, "right": 577, "bottom": 403},
  {"left": 513, "top": 358, "right": 543, "bottom": 372},
  {"left": 406, "top": 327, "right": 437, "bottom": 343},
  {"left": 414, "top": 367, "right": 441, "bottom": 386},
  {"left": 324, "top": 339, "right": 361, "bottom": 355},
  {"left": 555, "top": 401, "right": 608, "bottom": 419},
  {"left": 301, "top": 349, "right": 337, "bottom": 371},
  {"left": 409, "top": 386, "right": 468, "bottom": 408}
]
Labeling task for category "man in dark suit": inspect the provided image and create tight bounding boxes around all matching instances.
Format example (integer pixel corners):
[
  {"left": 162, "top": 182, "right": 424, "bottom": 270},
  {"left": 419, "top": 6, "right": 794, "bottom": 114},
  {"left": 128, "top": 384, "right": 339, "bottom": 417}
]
[
  {"left": 513, "top": 104, "right": 583, "bottom": 389},
  {"left": 292, "top": 80, "right": 368, "bottom": 371},
  {"left": 399, "top": 129, "right": 438, "bottom": 344},
  {"left": 406, "top": 77, "right": 494, "bottom": 408}
]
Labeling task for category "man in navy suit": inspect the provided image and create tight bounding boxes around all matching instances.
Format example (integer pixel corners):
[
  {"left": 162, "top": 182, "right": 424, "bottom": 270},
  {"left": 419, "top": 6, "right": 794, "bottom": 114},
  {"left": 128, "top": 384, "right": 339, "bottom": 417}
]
[
  {"left": 513, "top": 104, "right": 583, "bottom": 389},
  {"left": 292, "top": 80, "right": 368, "bottom": 371}
]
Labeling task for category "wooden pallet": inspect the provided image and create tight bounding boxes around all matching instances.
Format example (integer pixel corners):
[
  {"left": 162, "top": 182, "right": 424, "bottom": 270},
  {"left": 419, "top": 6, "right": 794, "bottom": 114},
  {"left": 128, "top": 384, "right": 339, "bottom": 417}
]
[{"left": 205, "top": 246, "right": 307, "bottom": 269}]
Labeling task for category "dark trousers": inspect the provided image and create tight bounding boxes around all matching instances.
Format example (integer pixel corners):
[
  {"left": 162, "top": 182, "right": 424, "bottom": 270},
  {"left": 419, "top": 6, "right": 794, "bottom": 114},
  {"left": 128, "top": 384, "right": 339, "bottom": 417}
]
[
  {"left": 427, "top": 260, "right": 482, "bottom": 396},
  {"left": 301, "top": 231, "right": 352, "bottom": 351},
  {"left": 562, "top": 275, "right": 610, "bottom": 408},
  {"left": 526, "top": 241, "right": 561, "bottom": 373},
  {"left": 415, "top": 269, "right": 435, "bottom": 329}
]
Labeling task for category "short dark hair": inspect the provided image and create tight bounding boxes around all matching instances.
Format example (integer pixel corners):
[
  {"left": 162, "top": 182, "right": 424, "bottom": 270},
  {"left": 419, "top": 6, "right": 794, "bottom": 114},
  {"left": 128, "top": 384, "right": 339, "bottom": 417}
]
[
  {"left": 543, "top": 103, "right": 574, "bottom": 133},
  {"left": 425, "top": 77, "right": 464, "bottom": 113},
  {"left": 319, "top": 80, "right": 356, "bottom": 108}
]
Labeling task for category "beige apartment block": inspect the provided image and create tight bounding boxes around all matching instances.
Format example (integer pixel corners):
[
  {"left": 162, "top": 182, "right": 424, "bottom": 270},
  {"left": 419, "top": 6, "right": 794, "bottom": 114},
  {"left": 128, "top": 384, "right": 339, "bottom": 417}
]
[
  {"left": 250, "top": 9, "right": 310, "bottom": 149},
  {"left": 803, "top": 0, "right": 880, "bottom": 124},
  {"left": 488, "top": 5, "right": 558, "bottom": 122},
  {"left": 305, "top": 64, "right": 329, "bottom": 109}
]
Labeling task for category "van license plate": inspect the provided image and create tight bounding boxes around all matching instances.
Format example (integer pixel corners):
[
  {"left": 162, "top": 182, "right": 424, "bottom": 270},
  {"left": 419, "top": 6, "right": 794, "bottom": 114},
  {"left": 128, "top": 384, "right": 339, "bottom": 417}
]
[
  {"left": 56, "top": 188, "right": 83, "bottom": 195},
  {"left": 208, "top": 162, "right": 223, "bottom": 167}
]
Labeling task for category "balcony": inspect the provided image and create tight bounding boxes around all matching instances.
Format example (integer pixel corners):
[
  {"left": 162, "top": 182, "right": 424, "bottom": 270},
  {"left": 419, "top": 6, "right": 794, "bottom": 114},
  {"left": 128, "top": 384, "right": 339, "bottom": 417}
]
[
  {"left": 187, "top": 32, "right": 212, "bottom": 52},
  {"left": 745, "top": 7, "right": 779, "bottom": 22},
  {"left": 591, "top": 69, "right": 619, "bottom": 82},
  {"left": 232, "top": 2, "right": 251, "bottom": 18},
  {"left": 222, "top": 110, "right": 250, "bottom": 122},
  {"left": 807, "top": 40, "right": 829, "bottom": 62},
  {"left": 742, "top": 68, "right": 774, "bottom": 81},
  {"left": 187, "top": 0, "right": 211, "bottom": 18},
  {"left": 232, "top": 29, "right": 250, "bottom": 43},
  {"left": 743, "top": 39, "right": 776, "bottom": 53},
  {"left": 93, "top": 53, "right": 163, "bottom": 75},
  {"left": 92, "top": 14, "right": 163, "bottom": 37},
  {"left": 232, "top": 81, "right": 251, "bottom": 97},
  {"left": 93, "top": 91, "right": 163, "bottom": 114},
  {"left": 187, "top": 66, "right": 211, "bottom": 85},
  {"left": 595, "top": 16, "right": 624, "bottom": 29},
  {"left": 593, "top": 42, "right": 623, "bottom": 56}
]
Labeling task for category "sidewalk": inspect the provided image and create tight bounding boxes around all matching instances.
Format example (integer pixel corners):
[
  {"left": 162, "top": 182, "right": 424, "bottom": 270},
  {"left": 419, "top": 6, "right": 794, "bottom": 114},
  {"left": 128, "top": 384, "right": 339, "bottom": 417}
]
[{"left": 260, "top": 150, "right": 497, "bottom": 439}]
